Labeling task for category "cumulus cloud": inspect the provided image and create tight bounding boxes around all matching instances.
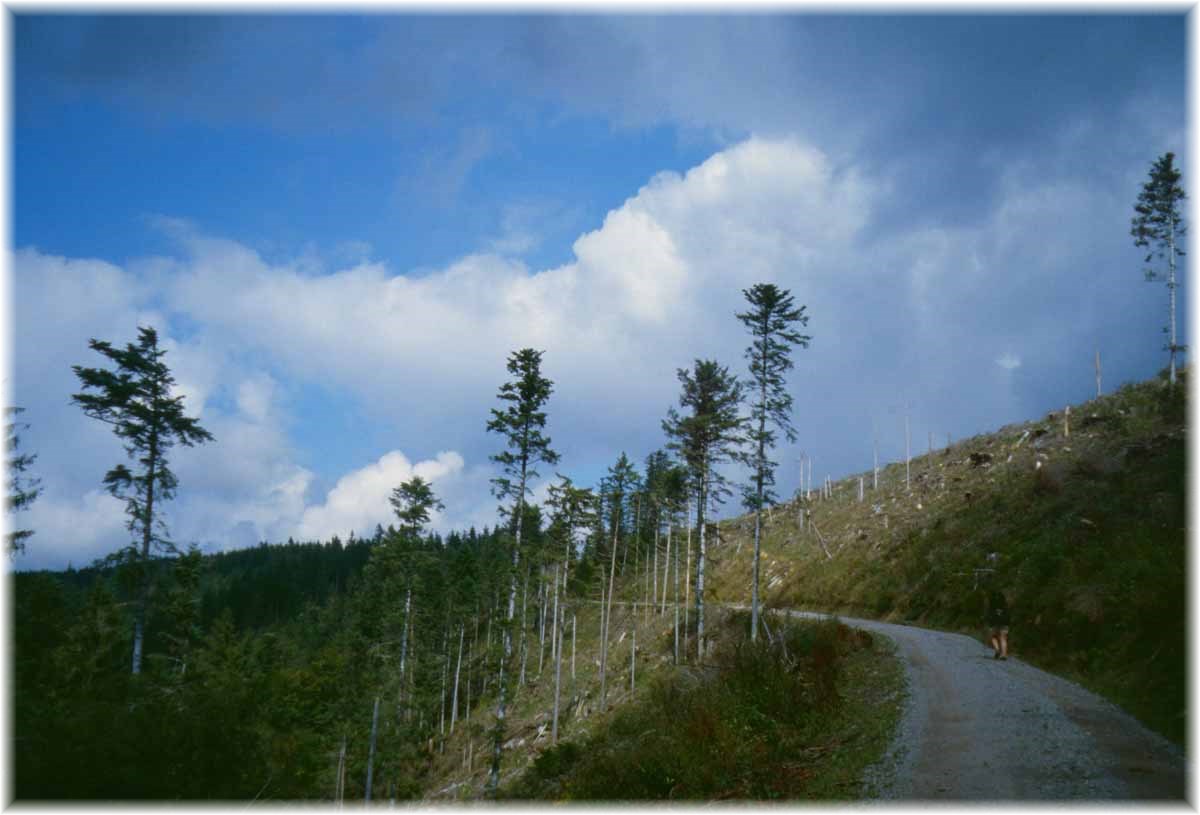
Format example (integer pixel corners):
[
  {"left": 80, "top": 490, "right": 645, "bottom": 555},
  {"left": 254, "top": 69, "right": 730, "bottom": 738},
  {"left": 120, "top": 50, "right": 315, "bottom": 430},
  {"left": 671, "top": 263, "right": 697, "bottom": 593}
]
[
  {"left": 158, "top": 136, "right": 868, "bottom": 415},
  {"left": 11, "top": 132, "right": 1173, "bottom": 569},
  {"left": 295, "top": 450, "right": 465, "bottom": 542},
  {"left": 24, "top": 489, "right": 130, "bottom": 569}
]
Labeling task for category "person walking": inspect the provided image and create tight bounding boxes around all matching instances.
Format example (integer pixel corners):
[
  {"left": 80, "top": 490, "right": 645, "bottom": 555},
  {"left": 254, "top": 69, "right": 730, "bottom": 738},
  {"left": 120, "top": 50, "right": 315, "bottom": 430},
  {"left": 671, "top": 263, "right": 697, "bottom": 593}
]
[{"left": 988, "top": 590, "right": 1010, "bottom": 660}]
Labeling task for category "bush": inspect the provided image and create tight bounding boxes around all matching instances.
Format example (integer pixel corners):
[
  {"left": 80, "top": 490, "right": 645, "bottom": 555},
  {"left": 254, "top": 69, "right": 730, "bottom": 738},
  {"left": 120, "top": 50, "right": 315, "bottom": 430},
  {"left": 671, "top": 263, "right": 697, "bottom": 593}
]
[{"left": 504, "top": 615, "right": 871, "bottom": 801}]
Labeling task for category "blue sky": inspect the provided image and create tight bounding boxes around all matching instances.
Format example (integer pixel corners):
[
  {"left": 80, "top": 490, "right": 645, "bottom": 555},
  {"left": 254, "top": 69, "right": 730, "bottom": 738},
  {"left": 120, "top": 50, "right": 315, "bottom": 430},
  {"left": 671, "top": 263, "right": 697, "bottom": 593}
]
[{"left": 7, "top": 10, "right": 1189, "bottom": 571}]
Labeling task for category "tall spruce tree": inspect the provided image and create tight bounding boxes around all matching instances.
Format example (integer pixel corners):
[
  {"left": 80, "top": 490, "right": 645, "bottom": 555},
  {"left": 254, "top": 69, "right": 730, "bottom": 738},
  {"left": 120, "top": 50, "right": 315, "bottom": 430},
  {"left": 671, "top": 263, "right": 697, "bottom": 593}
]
[
  {"left": 737, "top": 284, "right": 810, "bottom": 641},
  {"left": 1132, "top": 152, "right": 1187, "bottom": 386},
  {"left": 384, "top": 475, "right": 445, "bottom": 720},
  {"left": 598, "top": 452, "right": 639, "bottom": 708},
  {"left": 6, "top": 407, "right": 41, "bottom": 556},
  {"left": 484, "top": 348, "right": 558, "bottom": 794},
  {"left": 662, "top": 359, "right": 743, "bottom": 660},
  {"left": 71, "top": 326, "right": 214, "bottom": 675},
  {"left": 390, "top": 475, "right": 445, "bottom": 539}
]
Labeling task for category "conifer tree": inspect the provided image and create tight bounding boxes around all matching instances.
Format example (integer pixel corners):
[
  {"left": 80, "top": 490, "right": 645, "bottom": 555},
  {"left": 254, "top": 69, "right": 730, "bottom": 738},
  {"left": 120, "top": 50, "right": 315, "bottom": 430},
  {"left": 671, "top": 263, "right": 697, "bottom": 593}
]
[
  {"left": 598, "top": 452, "right": 639, "bottom": 708},
  {"left": 381, "top": 475, "right": 445, "bottom": 719},
  {"left": 545, "top": 474, "right": 596, "bottom": 590},
  {"left": 662, "top": 360, "right": 743, "bottom": 661},
  {"left": 6, "top": 407, "right": 41, "bottom": 556},
  {"left": 390, "top": 475, "right": 445, "bottom": 539},
  {"left": 1132, "top": 152, "right": 1188, "bottom": 386},
  {"left": 71, "top": 326, "right": 214, "bottom": 675},
  {"left": 737, "top": 284, "right": 810, "bottom": 641},
  {"left": 484, "top": 348, "right": 558, "bottom": 794}
]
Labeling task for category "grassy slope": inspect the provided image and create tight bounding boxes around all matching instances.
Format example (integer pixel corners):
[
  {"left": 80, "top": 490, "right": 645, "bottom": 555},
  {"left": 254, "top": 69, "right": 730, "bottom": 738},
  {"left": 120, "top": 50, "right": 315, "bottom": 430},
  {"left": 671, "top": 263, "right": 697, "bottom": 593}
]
[
  {"left": 495, "top": 611, "right": 904, "bottom": 801},
  {"left": 417, "top": 576, "right": 904, "bottom": 801},
  {"left": 417, "top": 372, "right": 1183, "bottom": 800},
  {"left": 708, "top": 372, "right": 1187, "bottom": 745}
]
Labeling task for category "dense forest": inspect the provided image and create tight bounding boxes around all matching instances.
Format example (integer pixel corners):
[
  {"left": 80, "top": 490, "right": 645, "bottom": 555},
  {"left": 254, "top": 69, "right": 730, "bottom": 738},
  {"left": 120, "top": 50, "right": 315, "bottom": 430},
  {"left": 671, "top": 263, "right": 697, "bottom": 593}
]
[{"left": 13, "top": 457, "right": 719, "bottom": 799}]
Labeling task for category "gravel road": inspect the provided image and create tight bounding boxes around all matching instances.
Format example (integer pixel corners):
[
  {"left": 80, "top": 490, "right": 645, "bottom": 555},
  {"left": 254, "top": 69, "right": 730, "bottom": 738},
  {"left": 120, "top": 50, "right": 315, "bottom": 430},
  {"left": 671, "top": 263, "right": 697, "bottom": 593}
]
[{"left": 793, "top": 611, "right": 1187, "bottom": 801}]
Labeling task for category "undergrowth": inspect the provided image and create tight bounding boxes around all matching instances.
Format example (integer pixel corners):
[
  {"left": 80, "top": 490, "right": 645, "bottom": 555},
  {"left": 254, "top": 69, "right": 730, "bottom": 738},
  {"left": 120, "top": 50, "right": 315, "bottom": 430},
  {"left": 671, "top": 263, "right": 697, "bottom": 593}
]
[{"left": 499, "top": 611, "right": 904, "bottom": 800}]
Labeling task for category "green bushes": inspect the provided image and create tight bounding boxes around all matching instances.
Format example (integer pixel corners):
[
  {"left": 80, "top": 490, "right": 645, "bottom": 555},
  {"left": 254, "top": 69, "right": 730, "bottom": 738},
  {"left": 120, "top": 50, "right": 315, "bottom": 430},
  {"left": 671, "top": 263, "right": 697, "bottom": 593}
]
[{"left": 501, "top": 613, "right": 896, "bottom": 801}]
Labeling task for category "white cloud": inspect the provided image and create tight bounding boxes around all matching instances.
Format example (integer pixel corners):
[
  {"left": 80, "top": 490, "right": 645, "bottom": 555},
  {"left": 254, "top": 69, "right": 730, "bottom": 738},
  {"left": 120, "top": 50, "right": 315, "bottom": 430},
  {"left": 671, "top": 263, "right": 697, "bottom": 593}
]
[
  {"left": 295, "top": 449, "right": 465, "bottom": 542},
  {"left": 23, "top": 489, "right": 129, "bottom": 569},
  {"left": 12, "top": 132, "right": 1170, "bottom": 569},
  {"left": 158, "top": 135, "right": 868, "bottom": 421},
  {"left": 996, "top": 353, "right": 1022, "bottom": 371},
  {"left": 236, "top": 373, "right": 277, "bottom": 422}
]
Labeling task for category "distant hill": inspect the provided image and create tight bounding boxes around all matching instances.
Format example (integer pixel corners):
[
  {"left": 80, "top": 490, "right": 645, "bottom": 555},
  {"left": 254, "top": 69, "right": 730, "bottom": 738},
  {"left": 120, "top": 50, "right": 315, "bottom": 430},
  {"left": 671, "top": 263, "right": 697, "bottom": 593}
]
[
  {"left": 707, "top": 370, "right": 1187, "bottom": 744},
  {"left": 15, "top": 535, "right": 376, "bottom": 636}
]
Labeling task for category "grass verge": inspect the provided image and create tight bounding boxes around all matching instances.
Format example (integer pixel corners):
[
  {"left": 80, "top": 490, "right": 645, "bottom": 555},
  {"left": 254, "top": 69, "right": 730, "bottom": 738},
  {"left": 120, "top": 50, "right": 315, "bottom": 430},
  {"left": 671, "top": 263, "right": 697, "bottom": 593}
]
[{"left": 498, "top": 610, "right": 905, "bottom": 801}]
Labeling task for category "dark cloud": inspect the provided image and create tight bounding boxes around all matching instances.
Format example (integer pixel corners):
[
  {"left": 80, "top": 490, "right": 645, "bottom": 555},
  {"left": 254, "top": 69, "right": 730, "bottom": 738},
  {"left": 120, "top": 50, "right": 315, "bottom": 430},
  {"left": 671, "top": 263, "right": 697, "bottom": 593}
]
[{"left": 16, "top": 14, "right": 1184, "bottom": 236}]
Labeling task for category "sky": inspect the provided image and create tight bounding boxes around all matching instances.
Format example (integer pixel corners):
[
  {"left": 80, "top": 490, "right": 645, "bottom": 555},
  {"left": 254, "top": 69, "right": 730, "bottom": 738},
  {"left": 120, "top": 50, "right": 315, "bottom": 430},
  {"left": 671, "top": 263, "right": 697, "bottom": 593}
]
[{"left": 5, "top": 9, "right": 1190, "bottom": 572}]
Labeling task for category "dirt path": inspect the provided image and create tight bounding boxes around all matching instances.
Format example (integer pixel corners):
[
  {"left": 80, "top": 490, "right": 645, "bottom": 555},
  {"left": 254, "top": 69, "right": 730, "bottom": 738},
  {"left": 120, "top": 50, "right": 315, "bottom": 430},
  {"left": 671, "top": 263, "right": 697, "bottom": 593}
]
[{"left": 794, "top": 612, "right": 1187, "bottom": 801}]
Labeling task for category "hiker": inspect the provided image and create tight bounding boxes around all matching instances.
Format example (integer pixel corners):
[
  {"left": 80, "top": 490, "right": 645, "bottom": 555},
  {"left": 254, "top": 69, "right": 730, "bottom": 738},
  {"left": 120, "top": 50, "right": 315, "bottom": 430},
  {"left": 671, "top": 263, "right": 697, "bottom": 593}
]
[{"left": 988, "top": 590, "right": 1010, "bottom": 660}]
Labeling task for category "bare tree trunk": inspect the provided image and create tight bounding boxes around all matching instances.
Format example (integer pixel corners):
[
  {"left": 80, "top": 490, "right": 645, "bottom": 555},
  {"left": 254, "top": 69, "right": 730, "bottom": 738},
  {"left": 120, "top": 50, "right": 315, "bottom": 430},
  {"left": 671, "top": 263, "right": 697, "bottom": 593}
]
[
  {"left": 630, "top": 624, "right": 636, "bottom": 692},
  {"left": 660, "top": 521, "right": 671, "bottom": 615},
  {"left": 620, "top": 497, "right": 631, "bottom": 573},
  {"left": 600, "top": 511, "right": 620, "bottom": 710},
  {"left": 482, "top": 608, "right": 492, "bottom": 696},
  {"left": 696, "top": 461, "right": 708, "bottom": 662},
  {"left": 537, "top": 573, "right": 547, "bottom": 677},
  {"left": 466, "top": 623, "right": 474, "bottom": 724},
  {"left": 550, "top": 565, "right": 560, "bottom": 668},
  {"left": 519, "top": 568, "right": 530, "bottom": 686},
  {"left": 571, "top": 614, "right": 577, "bottom": 681},
  {"left": 643, "top": 528, "right": 650, "bottom": 629},
  {"left": 334, "top": 735, "right": 346, "bottom": 806},
  {"left": 439, "top": 625, "right": 450, "bottom": 746},
  {"left": 365, "top": 696, "right": 380, "bottom": 802},
  {"left": 397, "top": 585, "right": 412, "bottom": 711},
  {"left": 563, "top": 514, "right": 573, "bottom": 590},
  {"left": 673, "top": 518, "right": 680, "bottom": 664},
  {"left": 652, "top": 511, "right": 659, "bottom": 612},
  {"left": 128, "top": 423, "right": 165, "bottom": 675},
  {"left": 489, "top": 479, "right": 527, "bottom": 795},
  {"left": 487, "top": 652, "right": 508, "bottom": 795},
  {"left": 1169, "top": 220, "right": 1178, "bottom": 386},
  {"left": 552, "top": 601, "right": 564, "bottom": 744},
  {"left": 751, "top": 502, "right": 761, "bottom": 643},
  {"left": 451, "top": 623, "right": 465, "bottom": 734},
  {"left": 684, "top": 499, "right": 692, "bottom": 659}
]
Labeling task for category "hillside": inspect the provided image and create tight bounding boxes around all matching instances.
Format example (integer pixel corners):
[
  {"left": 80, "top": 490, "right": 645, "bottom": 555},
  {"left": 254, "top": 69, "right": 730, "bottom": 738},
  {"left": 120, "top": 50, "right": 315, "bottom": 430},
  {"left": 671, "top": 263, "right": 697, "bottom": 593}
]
[
  {"left": 707, "top": 371, "right": 1187, "bottom": 745},
  {"left": 10, "top": 372, "right": 1185, "bottom": 802}
]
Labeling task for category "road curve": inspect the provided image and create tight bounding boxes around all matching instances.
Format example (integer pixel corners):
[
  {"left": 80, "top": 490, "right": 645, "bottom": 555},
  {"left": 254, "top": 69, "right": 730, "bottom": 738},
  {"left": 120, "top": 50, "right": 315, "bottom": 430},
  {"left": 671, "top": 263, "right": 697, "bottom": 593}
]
[{"left": 792, "top": 611, "right": 1187, "bottom": 801}]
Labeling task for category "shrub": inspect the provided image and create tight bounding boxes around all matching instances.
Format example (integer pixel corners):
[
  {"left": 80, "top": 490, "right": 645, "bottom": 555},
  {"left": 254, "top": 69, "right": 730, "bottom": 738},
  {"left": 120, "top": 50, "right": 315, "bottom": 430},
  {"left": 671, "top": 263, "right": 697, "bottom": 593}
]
[{"left": 504, "top": 615, "right": 869, "bottom": 800}]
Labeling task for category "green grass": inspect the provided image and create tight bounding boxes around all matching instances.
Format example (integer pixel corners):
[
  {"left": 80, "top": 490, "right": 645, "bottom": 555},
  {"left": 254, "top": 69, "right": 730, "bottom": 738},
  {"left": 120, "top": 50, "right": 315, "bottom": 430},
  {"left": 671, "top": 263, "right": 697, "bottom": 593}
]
[
  {"left": 498, "top": 611, "right": 906, "bottom": 801},
  {"left": 708, "top": 371, "right": 1187, "bottom": 745}
]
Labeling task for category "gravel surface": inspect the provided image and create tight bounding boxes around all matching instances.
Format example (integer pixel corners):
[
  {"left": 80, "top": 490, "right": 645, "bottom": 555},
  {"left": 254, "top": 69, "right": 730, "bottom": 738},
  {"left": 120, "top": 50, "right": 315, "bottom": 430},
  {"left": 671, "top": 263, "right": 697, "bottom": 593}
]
[{"left": 792, "top": 611, "right": 1187, "bottom": 801}]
